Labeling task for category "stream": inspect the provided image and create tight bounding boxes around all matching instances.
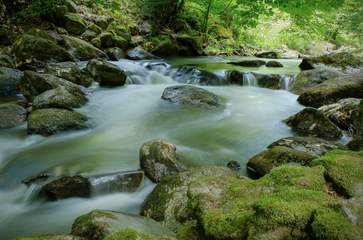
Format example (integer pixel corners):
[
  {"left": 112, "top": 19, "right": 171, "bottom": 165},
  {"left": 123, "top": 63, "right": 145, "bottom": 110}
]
[{"left": 0, "top": 56, "right": 303, "bottom": 239}]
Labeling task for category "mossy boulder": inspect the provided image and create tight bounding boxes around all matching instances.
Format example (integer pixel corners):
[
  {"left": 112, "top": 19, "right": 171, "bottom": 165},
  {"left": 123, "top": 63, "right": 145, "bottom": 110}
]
[
  {"left": 27, "top": 108, "right": 87, "bottom": 136},
  {"left": 33, "top": 86, "right": 87, "bottom": 110},
  {"left": 40, "top": 175, "right": 90, "bottom": 201},
  {"left": 311, "top": 150, "right": 363, "bottom": 198},
  {"left": 255, "top": 51, "right": 280, "bottom": 59},
  {"left": 80, "top": 30, "right": 98, "bottom": 42},
  {"left": 173, "top": 66, "right": 223, "bottom": 85},
  {"left": 71, "top": 210, "right": 175, "bottom": 240},
  {"left": 291, "top": 66, "right": 343, "bottom": 95},
  {"left": 254, "top": 73, "right": 281, "bottom": 89},
  {"left": 0, "top": 67, "right": 24, "bottom": 96},
  {"left": 141, "top": 167, "right": 236, "bottom": 230},
  {"left": 266, "top": 60, "right": 284, "bottom": 68},
  {"left": 99, "top": 32, "right": 114, "bottom": 48},
  {"left": 285, "top": 107, "right": 342, "bottom": 140},
  {"left": 20, "top": 71, "right": 85, "bottom": 101},
  {"left": 0, "top": 54, "right": 15, "bottom": 68},
  {"left": 126, "top": 47, "right": 156, "bottom": 60},
  {"left": 86, "top": 59, "right": 126, "bottom": 87},
  {"left": 16, "top": 235, "right": 81, "bottom": 240},
  {"left": 44, "top": 62, "right": 93, "bottom": 87},
  {"left": 104, "top": 228, "right": 176, "bottom": 240},
  {"left": 106, "top": 47, "right": 125, "bottom": 61},
  {"left": 268, "top": 136, "right": 346, "bottom": 157},
  {"left": 63, "top": 13, "right": 87, "bottom": 35},
  {"left": 12, "top": 34, "right": 72, "bottom": 66},
  {"left": 161, "top": 85, "right": 221, "bottom": 109},
  {"left": 140, "top": 139, "right": 186, "bottom": 183},
  {"left": 62, "top": 35, "right": 108, "bottom": 60},
  {"left": 297, "top": 70, "right": 363, "bottom": 108},
  {"left": 247, "top": 146, "right": 315, "bottom": 177},
  {"left": 338, "top": 197, "right": 363, "bottom": 235},
  {"left": 318, "top": 98, "right": 361, "bottom": 131},
  {"left": 0, "top": 103, "right": 27, "bottom": 129}
]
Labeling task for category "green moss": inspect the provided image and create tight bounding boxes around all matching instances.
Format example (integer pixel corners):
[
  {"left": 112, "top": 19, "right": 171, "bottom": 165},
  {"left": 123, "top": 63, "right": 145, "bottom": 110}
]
[
  {"left": 311, "top": 150, "right": 363, "bottom": 197},
  {"left": 311, "top": 209, "right": 361, "bottom": 240},
  {"left": 64, "top": 13, "right": 87, "bottom": 35},
  {"left": 16, "top": 235, "right": 79, "bottom": 240},
  {"left": 175, "top": 221, "right": 199, "bottom": 240},
  {"left": 104, "top": 228, "right": 175, "bottom": 240}
]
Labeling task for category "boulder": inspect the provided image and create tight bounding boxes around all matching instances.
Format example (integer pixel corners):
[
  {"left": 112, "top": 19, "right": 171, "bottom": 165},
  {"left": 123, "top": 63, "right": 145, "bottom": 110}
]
[
  {"left": 16, "top": 235, "right": 81, "bottom": 240},
  {"left": 140, "top": 139, "right": 185, "bottom": 183},
  {"left": 0, "top": 103, "right": 27, "bottom": 129},
  {"left": 62, "top": 35, "right": 108, "bottom": 60},
  {"left": 99, "top": 32, "right": 114, "bottom": 48},
  {"left": 93, "top": 15, "right": 113, "bottom": 30},
  {"left": 20, "top": 71, "right": 85, "bottom": 101},
  {"left": 126, "top": 47, "right": 156, "bottom": 60},
  {"left": 33, "top": 86, "right": 87, "bottom": 110},
  {"left": 12, "top": 33, "right": 72, "bottom": 66},
  {"left": 338, "top": 198, "right": 363, "bottom": 235},
  {"left": 247, "top": 146, "right": 315, "bottom": 177},
  {"left": 161, "top": 85, "right": 221, "bottom": 108},
  {"left": 266, "top": 60, "right": 284, "bottom": 68},
  {"left": 285, "top": 108, "right": 342, "bottom": 140},
  {"left": 40, "top": 175, "right": 90, "bottom": 201},
  {"left": 71, "top": 210, "right": 175, "bottom": 240},
  {"left": 27, "top": 108, "right": 87, "bottom": 136},
  {"left": 86, "top": 59, "right": 126, "bottom": 87},
  {"left": 226, "top": 160, "right": 241, "bottom": 171},
  {"left": 291, "top": 66, "right": 343, "bottom": 95},
  {"left": 299, "top": 52, "right": 363, "bottom": 70},
  {"left": 297, "top": 71, "right": 363, "bottom": 108},
  {"left": 44, "top": 62, "right": 93, "bottom": 87},
  {"left": 172, "top": 66, "right": 223, "bottom": 85},
  {"left": 63, "top": 13, "right": 87, "bottom": 35},
  {"left": 311, "top": 150, "right": 363, "bottom": 198},
  {"left": 349, "top": 100, "right": 363, "bottom": 150},
  {"left": 80, "top": 29, "right": 98, "bottom": 42},
  {"left": 319, "top": 98, "right": 361, "bottom": 131},
  {"left": 0, "top": 67, "right": 24, "bottom": 96},
  {"left": 255, "top": 51, "right": 279, "bottom": 59},
  {"left": 268, "top": 136, "right": 346, "bottom": 157},
  {"left": 229, "top": 59, "right": 266, "bottom": 67},
  {"left": 106, "top": 47, "right": 125, "bottom": 61},
  {"left": 0, "top": 53, "right": 15, "bottom": 68},
  {"left": 254, "top": 73, "right": 281, "bottom": 89},
  {"left": 141, "top": 167, "right": 236, "bottom": 230}
]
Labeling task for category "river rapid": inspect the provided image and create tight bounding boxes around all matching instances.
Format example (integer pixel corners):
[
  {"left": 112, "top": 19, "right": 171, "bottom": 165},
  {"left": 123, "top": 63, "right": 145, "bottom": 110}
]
[{"left": 0, "top": 56, "right": 303, "bottom": 239}]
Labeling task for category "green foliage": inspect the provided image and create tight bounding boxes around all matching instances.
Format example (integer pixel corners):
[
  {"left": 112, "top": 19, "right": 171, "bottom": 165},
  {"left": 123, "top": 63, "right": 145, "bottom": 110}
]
[
  {"left": 142, "top": 0, "right": 185, "bottom": 26},
  {"left": 16, "top": 0, "right": 65, "bottom": 18}
]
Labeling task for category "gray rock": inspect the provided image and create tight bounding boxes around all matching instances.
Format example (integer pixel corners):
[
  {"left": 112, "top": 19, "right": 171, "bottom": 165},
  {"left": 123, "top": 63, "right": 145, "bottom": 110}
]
[
  {"left": 172, "top": 66, "right": 223, "bottom": 85},
  {"left": 126, "top": 47, "right": 157, "bottom": 60},
  {"left": 0, "top": 67, "right": 23, "bottom": 96},
  {"left": 86, "top": 59, "right": 126, "bottom": 87},
  {"left": 45, "top": 62, "right": 93, "bottom": 87},
  {"left": 161, "top": 85, "right": 221, "bottom": 108},
  {"left": 62, "top": 35, "right": 108, "bottom": 60},
  {"left": 0, "top": 103, "right": 27, "bottom": 129},
  {"left": 106, "top": 47, "right": 125, "bottom": 61},
  {"left": 140, "top": 139, "right": 185, "bottom": 183}
]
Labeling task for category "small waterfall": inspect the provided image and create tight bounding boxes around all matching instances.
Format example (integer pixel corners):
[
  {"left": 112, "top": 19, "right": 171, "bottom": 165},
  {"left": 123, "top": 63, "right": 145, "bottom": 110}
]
[
  {"left": 243, "top": 73, "right": 258, "bottom": 86},
  {"left": 279, "top": 75, "right": 296, "bottom": 90},
  {"left": 22, "top": 184, "right": 42, "bottom": 203}
]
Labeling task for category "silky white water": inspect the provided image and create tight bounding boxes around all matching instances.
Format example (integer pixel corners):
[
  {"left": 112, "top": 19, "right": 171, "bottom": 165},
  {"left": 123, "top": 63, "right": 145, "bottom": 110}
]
[{"left": 0, "top": 57, "right": 303, "bottom": 239}]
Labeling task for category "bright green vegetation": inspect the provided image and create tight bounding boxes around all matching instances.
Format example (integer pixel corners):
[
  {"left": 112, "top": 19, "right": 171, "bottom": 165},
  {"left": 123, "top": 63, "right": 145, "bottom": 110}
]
[{"left": 104, "top": 228, "right": 175, "bottom": 240}]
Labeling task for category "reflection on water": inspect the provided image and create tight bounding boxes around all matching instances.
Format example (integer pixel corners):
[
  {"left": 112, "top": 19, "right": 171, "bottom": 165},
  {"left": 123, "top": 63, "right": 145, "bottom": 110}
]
[{"left": 0, "top": 57, "right": 302, "bottom": 239}]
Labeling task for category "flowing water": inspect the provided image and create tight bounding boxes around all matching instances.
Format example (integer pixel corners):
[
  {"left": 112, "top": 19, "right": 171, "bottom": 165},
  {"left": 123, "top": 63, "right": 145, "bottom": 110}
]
[{"left": 0, "top": 56, "right": 303, "bottom": 239}]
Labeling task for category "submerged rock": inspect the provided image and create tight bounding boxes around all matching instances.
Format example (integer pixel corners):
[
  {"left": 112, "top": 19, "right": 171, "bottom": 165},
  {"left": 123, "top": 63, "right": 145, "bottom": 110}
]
[
  {"left": 268, "top": 136, "right": 346, "bottom": 157},
  {"left": 0, "top": 103, "right": 27, "bottom": 129},
  {"left": 319, "top": 98, "right": 361, "bottom": 131},
  {"left": 311, "top": 150, "right": 363, "bottom": 198},
  {"left": 161, "top": 85, "right": 221, "bottom": 108},
  {"left": 20, "top": 71, "right": 85, "bottom": 101},
  {"left": 140, "top": 139, "right": 185, "bottom": 183},
  {"left": 126, "top": 47, "right": 156, "bottom": 60},
  {"left": 40, "top": 175, "right": 90, "bottom": 201},
  {"left": 247, "top": 146, "right": 315, "bottom": 177},
  {"left": 0, "top": 67, "right": 24, "bottom": 96},
  {"left": 285, "top": 107, "right": 342, "bottom": 140},
  {"left": 27, "top": 108, "right": 87, "bottom": 136},
  {"left": 229, "top": 59, "right": 266, "bottom": 67},
  {"left": 266, "top": 60, "right": 284, "bottom": 68},
  {"left": 33, "top": 86, "right": 87, "bottom": 110},
  {"left": 86, "top": 59, "right": 126, "bottom": 86},
  {"left": 297, "top": 71, "right": 363, "bottom": 108},
  {"left": 71, "top": 210, "right": 175, "bottom": 240},
  {"left": 141, "top": 167, "right": 236, "bottom": 230},
  {"left": 62, "top": 35, "right": 108, "bottom": 60},
  {"left": 45, "top": 62, "right": 93, "bottom": 87}
]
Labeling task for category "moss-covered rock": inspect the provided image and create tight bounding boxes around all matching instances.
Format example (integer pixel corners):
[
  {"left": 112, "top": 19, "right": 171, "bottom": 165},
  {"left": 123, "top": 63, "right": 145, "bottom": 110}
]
[
  {"left": 20, "top": 71, "right": 85, "bottom": 101},
  {"left": 62, "top": 35, "right": 108, "bottom": 60},
  {"left": 0, "top": 54, "right": 15, "bottom": 68},
  {"left": 173, "top": 66, "right": 223, "bottom": 85},
  {"left": 12, "top": 34, "right": 72, "bottom": 66},
  {"left": 285, "top": 107, "right": 342, "bottom": 140},
  {"left": 126, "top": 47, "right": 156, "bottom": 60},
  {"left": 99, "top": 32, "right": 114, "bottom": 48},
  {"left": 27, "top": 108, "right": 87, "bottom": 136},
  {"left": 140, "top": 139, "right": 186, "bottom": 183},
  {"left": 311, "top": 150, "right": 363, "bottom": 198},
  {"left": 0, "top": 67, "right": 24, "bottom": 96},
  {"left": 33, "top": 86, "right": 87, "bottom": 110},
  {"left": 104, "top": 228, "right": 176, "bottom": 240},
  {"left": 349, "top": 100, "right": 363, "bottom": 150},
  {"left": 16, "top": 235, "right": 81, "bottom": 240},
  {"left": 106, "top": 47, "right": 125, "bottom": 61},
  {"left": 141, "top": 167, "right": 236, "bottom": 230},
  {"left": 63, "top": 13, "right": 87, "bottom": 35},
  {"left": 338, "top": 197, "right": 363, "bottom": 235},
  {"left": 0, "top": 103, "right": 27, "bottom": 129},
  {"left": 297, "top": 71, "right": 363, "bottom": 108},
  {"left": 44, "top": 62, "right": 93, "bottom": 87},
  {"left": 266, "top": 61, "right": 284, "bottom": 68},
  {"left": 71, "top": 210, "right": 175, "bottom": 240},
  {"left": 161, "top": 85, "right": 221, "bottom": 109},
  {"left": 86, "top": 59, "right": 126, "bottom": 87},
  {"left": 247, "top": 146, "right": 315, "bottom": 177},
  {"left": 80, "top": 30, "right": 98, "bottom": 42}
]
